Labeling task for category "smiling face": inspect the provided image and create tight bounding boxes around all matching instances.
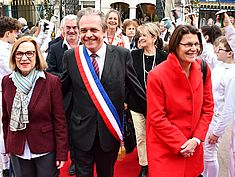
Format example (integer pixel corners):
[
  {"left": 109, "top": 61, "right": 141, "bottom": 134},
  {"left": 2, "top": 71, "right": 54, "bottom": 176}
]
[
  {"left": 64, "top": 19, "right": 79, "bottom": 43},
  {"left": 215, "top": 43, "right": 231, "bottom": 62},
  {"left": 15, "top": 41, "right": 36, "bottom": 76},
  {"left": 79, "top": 15, "right": 106, "bottom": 53},
  {"left": 176, "top": 33, "right": 200, "bottom": 64},
  {"left": 138, "top": 27, "right": 156, "bottom": 49},
  {"left": 106, "top": 12, "right": 119, "bottom": 30}
]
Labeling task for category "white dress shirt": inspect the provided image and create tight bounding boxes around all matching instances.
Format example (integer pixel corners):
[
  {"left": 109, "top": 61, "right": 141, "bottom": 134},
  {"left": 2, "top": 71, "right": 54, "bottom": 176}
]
[{"left": 87, "top": 43, "right": 107, "bottom": 79}]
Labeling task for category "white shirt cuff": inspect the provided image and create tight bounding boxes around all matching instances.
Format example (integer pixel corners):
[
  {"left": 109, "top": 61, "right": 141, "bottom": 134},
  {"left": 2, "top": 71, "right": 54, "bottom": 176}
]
[{"left": 192, "top": 137, "right": 201, "bottom": 145}]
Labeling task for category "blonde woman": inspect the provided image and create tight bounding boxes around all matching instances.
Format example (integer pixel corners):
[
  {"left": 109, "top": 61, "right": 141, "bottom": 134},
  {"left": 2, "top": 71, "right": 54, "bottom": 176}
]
[
  {"left": 127, "top": 22, "right": 168, "bottom": 177},
  {"left": 105, "top": 9, "right": 130, "bottom": 49},
  {"left": 2, "top": 36, "right": 68, "bottom": 177}
]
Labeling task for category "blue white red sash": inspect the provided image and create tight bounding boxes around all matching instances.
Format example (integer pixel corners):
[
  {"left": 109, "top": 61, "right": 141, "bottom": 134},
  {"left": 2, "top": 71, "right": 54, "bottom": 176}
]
[{"left": 74, "top": 45, "right": 123, "bottom": 142}]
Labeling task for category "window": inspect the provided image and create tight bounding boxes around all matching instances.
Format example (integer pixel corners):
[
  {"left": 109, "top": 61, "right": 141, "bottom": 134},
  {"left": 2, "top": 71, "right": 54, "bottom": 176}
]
[{"left": 80, "top": 1, "right": 95, "bottom": 9}]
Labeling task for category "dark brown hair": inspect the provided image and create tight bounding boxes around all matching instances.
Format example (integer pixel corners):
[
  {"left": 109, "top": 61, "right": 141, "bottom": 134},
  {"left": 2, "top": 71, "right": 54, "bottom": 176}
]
[
  {"left": 122, "top": 19, "right": 139, "bottom": 33},
  {"left": 169, "top": 25, "right": 202, "bottom": 55},
  {"left": 201, "top": 25, "right": 222, "bottom": 44},
  {"left": 0, "top": 16, "right": 21, "bottom": 37}
]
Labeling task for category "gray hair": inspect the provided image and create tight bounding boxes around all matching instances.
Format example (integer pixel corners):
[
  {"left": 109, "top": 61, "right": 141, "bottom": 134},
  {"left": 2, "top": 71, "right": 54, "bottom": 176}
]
[
  {"left": 77, "top": 7, "right": 107, "bottom": 32},
  {"left": 60, "top": 14, "right": 78, "bottom": 28}
]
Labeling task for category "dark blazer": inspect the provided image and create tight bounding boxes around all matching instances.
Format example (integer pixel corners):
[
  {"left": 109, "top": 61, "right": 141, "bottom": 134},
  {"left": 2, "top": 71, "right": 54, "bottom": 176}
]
[
  {"left": 46, "top": 40, "right": 68, "bottom": 77},
  {"left": 2, "top": 72, "right": 68, "bottom": 161},
  {"left": 127, "top": 48, "right": 168, "bottom": 113},
  {"left": 61, "top": 44, "right": 146, "bottom": 152},
  {"left": 164, "top": 31, "right": 171, "bottom": 42},
  {"left": 48, "top": 35, "right": 63, "bottom": 49}
]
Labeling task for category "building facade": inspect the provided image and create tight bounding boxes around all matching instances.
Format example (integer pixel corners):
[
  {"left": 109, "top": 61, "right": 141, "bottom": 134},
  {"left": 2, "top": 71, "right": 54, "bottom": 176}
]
[{"left": 0, "top": 0, "right": 234, "bottom": 27}]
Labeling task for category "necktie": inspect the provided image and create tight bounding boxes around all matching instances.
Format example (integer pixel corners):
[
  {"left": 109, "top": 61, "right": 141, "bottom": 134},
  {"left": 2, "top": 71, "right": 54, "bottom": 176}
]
[{"left": 90, "top": 54, "right": 100, "bottom": 78}]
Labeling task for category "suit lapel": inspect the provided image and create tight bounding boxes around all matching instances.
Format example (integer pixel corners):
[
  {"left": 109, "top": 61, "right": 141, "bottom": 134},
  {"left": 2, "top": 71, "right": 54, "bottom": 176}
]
[
  {"left": 100, "top": 45, "right": 115, "bottom": 83},
  {"left": 7, "top": 80, "right": 16, "bottom": 105},
  {"left": 28, "top": 77, "right": 45, "bottom": 112}
]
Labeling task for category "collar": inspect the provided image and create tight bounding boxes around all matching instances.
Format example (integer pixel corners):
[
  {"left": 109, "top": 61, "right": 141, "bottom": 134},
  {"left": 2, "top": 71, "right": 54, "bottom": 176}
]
[
  {"left": 62, "top": 38, "right": 80, "bottom": 49},
  {"left": 62, "top": 39, "right": 70, "bottom": 49},
  {"left": 222, "top": 62, "right": 235, "bottom": 69},
  {"left": 9, "top": 70, "right": 46, "bottom": 79},
  {"left": 0, "top": 39, "right": 12, "bottom": 50},
  {"left": 161, "top": 30, "right": 167, "bottom": 36},
  {"left": 86, "top": 43, "right": 107, "bottom": 60}
]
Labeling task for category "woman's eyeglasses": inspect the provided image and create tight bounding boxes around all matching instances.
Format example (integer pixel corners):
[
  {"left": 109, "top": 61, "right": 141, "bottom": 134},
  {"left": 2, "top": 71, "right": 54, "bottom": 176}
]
[
  {"left": 15, "top": 51, "right": 35, "bottom": 60},
  {"left": 179, "top": 42, "right": 201, "bottom": 48}
]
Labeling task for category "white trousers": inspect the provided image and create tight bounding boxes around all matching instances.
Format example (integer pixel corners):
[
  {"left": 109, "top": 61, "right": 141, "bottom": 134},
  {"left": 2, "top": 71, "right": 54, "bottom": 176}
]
[
  {"left": 229, "top": 147, "right": 235, "bottom": 177},
  {"left": 130, "top": 110, "right": 148, "bottom": 166},
  {"left": 204, "top": 123, "right": 220, "bottom": 161}
]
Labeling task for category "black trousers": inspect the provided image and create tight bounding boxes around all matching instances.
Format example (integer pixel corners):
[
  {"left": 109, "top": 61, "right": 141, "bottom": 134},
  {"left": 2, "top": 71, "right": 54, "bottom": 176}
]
[
  {"left": 10, "top": 152, "right": 59, "bottom": 177},
  {"left": 74, "top": 133, "right": 119, "bottom": 177}
]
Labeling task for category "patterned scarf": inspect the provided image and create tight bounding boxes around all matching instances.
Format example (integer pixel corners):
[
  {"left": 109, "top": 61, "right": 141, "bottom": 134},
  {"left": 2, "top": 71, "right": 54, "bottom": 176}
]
[{"left": 10, "top": 69, "right": 39, "bottom": 131}]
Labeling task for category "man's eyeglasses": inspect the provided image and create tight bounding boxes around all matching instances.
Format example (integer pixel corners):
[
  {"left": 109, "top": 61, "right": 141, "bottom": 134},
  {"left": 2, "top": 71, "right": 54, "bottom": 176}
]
[
  {"left": 15, "top": 51, "right": 35, "bottom": 59},
  {"left": 179, "top": 42, "right": 201, "bottom": 48}
]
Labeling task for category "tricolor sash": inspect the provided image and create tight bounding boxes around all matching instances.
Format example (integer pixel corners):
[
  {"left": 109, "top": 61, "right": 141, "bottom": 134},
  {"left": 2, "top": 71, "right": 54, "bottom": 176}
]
[{"left": 74, "top": 45, "right": 123, "bottom": 142}]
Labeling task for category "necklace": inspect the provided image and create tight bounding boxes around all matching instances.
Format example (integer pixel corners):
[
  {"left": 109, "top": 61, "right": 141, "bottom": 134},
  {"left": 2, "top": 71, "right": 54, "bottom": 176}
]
[
  {"left": 143, "top": 52, "right": 156, "bottom": 88},
  {"left": 107, "top": 36, "right": 114, "bottom": 44}
]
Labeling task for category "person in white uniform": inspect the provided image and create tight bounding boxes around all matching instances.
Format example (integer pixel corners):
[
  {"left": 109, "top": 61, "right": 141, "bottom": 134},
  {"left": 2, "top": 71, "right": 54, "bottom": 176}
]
[
  {"left": 0, "top": 16, "right": 21, "bottom": 177},
  {"left": 203, "top": 33, "right": 235, "bottom": 177}
]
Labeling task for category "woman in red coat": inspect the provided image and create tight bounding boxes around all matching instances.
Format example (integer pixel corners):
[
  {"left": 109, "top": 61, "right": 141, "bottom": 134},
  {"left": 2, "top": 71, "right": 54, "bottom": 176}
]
[{"left": 146, "top": 25, "right": 214, "bottom": 177}]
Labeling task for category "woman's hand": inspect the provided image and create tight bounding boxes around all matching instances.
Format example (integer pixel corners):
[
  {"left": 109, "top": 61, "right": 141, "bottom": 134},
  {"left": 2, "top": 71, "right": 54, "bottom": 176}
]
[
  {"left": 56, "top": 161, "right": 65, "bottom": 169},
  {"left": 208, "top": 133, "right": 219, "bottom": 144},
  {"left": 180, "top": 139, "right": 198, "bottom": 158}
]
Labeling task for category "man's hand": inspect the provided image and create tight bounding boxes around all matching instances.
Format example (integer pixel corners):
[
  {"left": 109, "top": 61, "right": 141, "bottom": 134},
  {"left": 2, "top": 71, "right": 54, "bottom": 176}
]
[{"left": 56, "top": 161, "right": 65, "bottom": 169}]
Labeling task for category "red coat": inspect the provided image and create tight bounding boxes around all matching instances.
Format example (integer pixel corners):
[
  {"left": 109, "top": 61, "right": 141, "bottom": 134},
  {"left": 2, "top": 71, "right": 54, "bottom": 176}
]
[
  {"left": 146, "top": 53, "right": 214, "bottom": 177},
  {"left": 2, "top": 72, "right": 68, "bottom": 161}
]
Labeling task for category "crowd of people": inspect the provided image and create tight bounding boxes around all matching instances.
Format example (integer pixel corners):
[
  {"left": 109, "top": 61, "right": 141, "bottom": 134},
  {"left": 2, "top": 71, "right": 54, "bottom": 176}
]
[{"left": 0, "top": 6, "right": 234, "bottom": 177}]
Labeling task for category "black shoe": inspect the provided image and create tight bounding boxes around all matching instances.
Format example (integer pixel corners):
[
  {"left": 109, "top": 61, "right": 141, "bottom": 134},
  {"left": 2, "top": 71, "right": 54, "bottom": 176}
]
[
  {"left": 2, "top": 169, "right": 9, "bottom": 177},
  {"left": 138, "top": 165, "right": 148, "bottom": 177},
  {"left": 68, "top": 162, "right": 76, "bottom": 176}
]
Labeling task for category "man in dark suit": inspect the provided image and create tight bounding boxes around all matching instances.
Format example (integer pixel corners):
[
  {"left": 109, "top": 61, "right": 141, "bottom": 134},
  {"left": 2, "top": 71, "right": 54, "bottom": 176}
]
[
  {"left": 47, "top": 17, "right": 64, "bottom": 53},
  {"left": 62, "top": 7, "right": 146, "bottom": 177},
  {"left": 46, "top": 14, "right": 79, "bottom": 176},
  {"left": 46, "top": 14, "right": 79, "bottom": 77}
]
